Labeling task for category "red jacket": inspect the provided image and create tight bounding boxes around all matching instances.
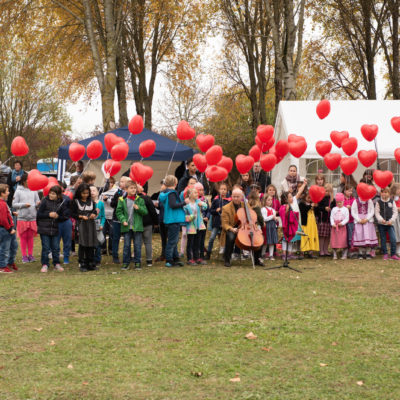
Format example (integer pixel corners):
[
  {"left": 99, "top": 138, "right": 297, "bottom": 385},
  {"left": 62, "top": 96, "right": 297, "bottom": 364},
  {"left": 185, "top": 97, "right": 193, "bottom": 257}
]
[{"left": 0, "top": 199, "right": 14, "bottom": 232}]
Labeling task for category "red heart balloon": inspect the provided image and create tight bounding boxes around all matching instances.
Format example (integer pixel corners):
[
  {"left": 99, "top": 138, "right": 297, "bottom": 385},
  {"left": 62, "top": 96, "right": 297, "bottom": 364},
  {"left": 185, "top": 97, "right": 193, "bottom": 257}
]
[
  {"left": 196, "top": 134, "right": 215, "bottom": 153},
  {"left": 111, "top": 142, "right": 129, "bottom": 161},
  {"left": 357, "top": 182, "right": 377, "bottom": 201},
  {"left": 139, "top": 139, "right": 156, "bottom": 158},
  {"left": 27, "top": 169, "right": 48, "bottom": 191},
  {"left": 128, "top": 115, "right": 144, "bottom": 135},
  {"left": 324, "top": 153, "right": 341, "bottom": 170},
  {"left": 275, "top": 140, "right": 289, "bottom": 158},
  {"left": 269, "top": 146, "right": 284, "bottom": 164},
  {"left": 395, "top": 148, "right": 400, "bottom": 164},
  {"left": 330, "top": 131, "right": 349, "bottom": 148},
  {"left": 361, "top": 124, "right": 378, "bottom": 141},
  {"left": 132, "top": 164, "right": 153, "bottom": 186},
  {"left": 217, "top": 156, "right": 233, "bottom": 173},
  {"left": 309, "top": 185, "right": 326, "bottom": 203},
  {"left": 11, "top": 136, "right": 29, "bottom": 157},
  {"left": 340, "top": 157, "right": 358, "bottom": 176},
  {"left": 341, "top": 137, "right": 358, "bottom": 156},
  {"left": 316, "top": 99, "right": 331, "bottom": 120},
  {"left": 205, "top": 165, "right": 228, "bottom": 183},
  {"left": 315, "top": 141, "right": 332, "bottom": 157},
  {"left": 288, "top": 134, "right": 305, "bottom": 143},
  {"left": 235, "top": 154, "right": 254, "bottom": 174},
  {"left": 260, "top": 154, "right": 277, "bottom": 172},
  {"left": 177, "top": 120, "right": 195, "bottom": 140},
  {"left": 193, "top": 154, "right": 207, "bottom": 173},
  {"left": 256, "top": 125, "right": 274, "bottom": 143},
  {"left": 373, "top": 170, "right": 393, "bottom": 189},
  {"left": 104, "top": 159, "right": 121, "bottom": 177},
  {"left": 87, "top": 140, "right": 103, "bottom": 160},
  {"left": 68, "top": 142, "right": 85, "bottom": 162},
  {"left": 358, "top": 150, "right": 377, "bottom": 168},
  {"left": 205, "top": 145, "right": 223, "bottom": 166},
  {"left": 104, "top": 133, "right": 118, "bottom": 153},
  {"left": 249, "top": 145, "right": 261, "bottom": 162},
  {"left": 256, "top": 135, "right": 275, "bottom": 152},
  {"left": 289, "top": 140, "right": 307, "bottom": 158},
  {"left": 391, "top": 117, "right": 400, "bottom": 133}
]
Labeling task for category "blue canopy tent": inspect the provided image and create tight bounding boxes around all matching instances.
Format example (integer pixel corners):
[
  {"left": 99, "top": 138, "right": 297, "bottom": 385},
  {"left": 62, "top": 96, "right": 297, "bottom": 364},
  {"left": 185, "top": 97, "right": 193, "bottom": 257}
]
[{"left": 57, "top": 126, "right": 195, "bottom": 194}]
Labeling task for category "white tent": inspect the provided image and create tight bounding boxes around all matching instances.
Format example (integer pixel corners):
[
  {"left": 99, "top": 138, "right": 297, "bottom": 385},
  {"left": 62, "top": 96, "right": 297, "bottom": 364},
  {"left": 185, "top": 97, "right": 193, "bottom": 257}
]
[{"left": 272, "top": 100, "right": 400, "bottom": 189}]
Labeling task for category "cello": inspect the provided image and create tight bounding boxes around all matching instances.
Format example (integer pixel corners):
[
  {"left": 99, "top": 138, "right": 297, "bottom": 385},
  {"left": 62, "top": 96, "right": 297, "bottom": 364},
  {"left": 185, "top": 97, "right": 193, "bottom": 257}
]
[{"left": 235, "top": 198, "right": 264, "bottom": 259}]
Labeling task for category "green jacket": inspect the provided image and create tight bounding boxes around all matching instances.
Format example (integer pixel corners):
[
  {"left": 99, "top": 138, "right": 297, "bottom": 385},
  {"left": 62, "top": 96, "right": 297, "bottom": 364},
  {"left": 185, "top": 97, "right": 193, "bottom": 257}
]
[{"left": 116, "top": 195, "right": 148, "bottom": 233}]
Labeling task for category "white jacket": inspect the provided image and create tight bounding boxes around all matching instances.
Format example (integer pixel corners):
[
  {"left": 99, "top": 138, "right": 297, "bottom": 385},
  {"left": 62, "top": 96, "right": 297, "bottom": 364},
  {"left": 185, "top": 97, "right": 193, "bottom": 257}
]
[
  {"left": 330, "top": 206, "right": 349, "bottom": 226},
  {"left": 351, "top": 199, "right": 375, "bottom": 223},
  {"left": 261, "top": 206, "right": 276, "bottom": 222}
]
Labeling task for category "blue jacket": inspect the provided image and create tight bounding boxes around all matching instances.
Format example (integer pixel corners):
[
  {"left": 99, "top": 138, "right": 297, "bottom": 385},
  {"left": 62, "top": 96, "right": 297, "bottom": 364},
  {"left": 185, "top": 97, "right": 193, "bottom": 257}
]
[{"left": 159, "top": 189, "right": 185, "bottom": 224}]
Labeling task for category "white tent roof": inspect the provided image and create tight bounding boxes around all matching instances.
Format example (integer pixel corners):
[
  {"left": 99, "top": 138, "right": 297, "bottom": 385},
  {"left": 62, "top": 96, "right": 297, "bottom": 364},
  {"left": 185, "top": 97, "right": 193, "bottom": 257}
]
[{"left": 275, "top": 100, "right": 400, "bottom": 158}]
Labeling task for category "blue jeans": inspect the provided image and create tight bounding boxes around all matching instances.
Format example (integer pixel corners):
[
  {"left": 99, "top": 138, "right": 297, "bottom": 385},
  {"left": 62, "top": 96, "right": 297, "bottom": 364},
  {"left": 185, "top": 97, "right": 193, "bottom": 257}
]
[
  {"left": 95, "top": 245, "right": 102, "bottom": 264},
  {"left": 378, "top": 224, "right": 396, "bottom": 256},
  {"left": 112, "top": 221, "right": 121, "bottom": 260},
  {"left": 207, "top": 227, "right": 221, "bottom": 253},
  {"left": 123, "top": 230, "right": 142, "bottom": 265},
  {"left": 165, "top": 223, "right": 180, "bottom": 263},
  {"left": 58, "top": 219, "right": 72, "bottom": 260},
  {"left": 41, "top": 235, "right": 60, "bottom": 266},
  {"left": 0, "top": 228, "right": 17, "bottom": 268}
]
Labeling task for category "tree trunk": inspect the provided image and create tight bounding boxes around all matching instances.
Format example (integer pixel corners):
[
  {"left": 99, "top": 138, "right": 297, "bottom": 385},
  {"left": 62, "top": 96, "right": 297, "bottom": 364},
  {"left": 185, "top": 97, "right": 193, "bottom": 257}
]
[
  {"left": 362, "top": 1, "right": 377, "bottom": 99},
  {"left": 116, "top": 48, "right": 128, "bottom": 126},
  {"left": 391, "top": 0, "right": 400, "bottom": 98}
]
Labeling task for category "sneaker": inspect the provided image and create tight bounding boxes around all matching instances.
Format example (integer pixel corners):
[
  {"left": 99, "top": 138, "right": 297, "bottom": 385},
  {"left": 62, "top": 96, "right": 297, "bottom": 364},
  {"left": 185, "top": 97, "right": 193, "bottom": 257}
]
[
  {"left": 196, "top": 259, "right": 207, "bottom": 265},
  {"left": 22, "top": 256, "right": 29, "bottom": 263},
  {"left": 165, "top": 261, "right": 183, "bottom": 268},
  {"left": 232, "top": 253, "right": 239, "bottom": 261},
  {"left": 383, "top": 254, "right": 389, "bottom": 260},
  {"left": 41, "top": 265, "right": 48, "bottom": 273},
  {"left": 390, "top": 255, "right": 400, "bottom": 260},
  {"left": 112, "top": 258, "right": 120, "bottom": 264},
  {"left": 219, "top": 247, "right": 225, "bottom": 255},
  {"left": 134, "top": 263, "right": 142, "bottom": 270},
  {"left": 63, "top": 258, "right": 69, "bottom": 265},
  {"left": 341, "top": 255, "right": 347, "bottom": 260},
  {"left": 165, "top": 262, "right": 173, "bottom": 268},
  {"left": 204, "top": 252, "right": 211, "bottom": 260},
  {"left": 187, "top": 259, "right": 196, "bottom": 266},
  {"left": 297, "top": 254, "right": 304, "bottom": 260},
  {"left": 121, "top": 264, "right": 130, "bottom": 270},
  {"left": 333, "top": 254, "right": 338, "bottom": 260},
  {"left": 7, "top": 263, "right": 18, "bottom": 271},
  {"left": 224, "top": 261, "right": 231, "bottom": 267},
  {"left": 0, "top": 267, "right": 13, "bottom": 273},
  {"left": 173, "top": 260, "right": 184, "bottom": 267},
  {"left": 28, "top": 255, "right": 36, "bottom": 262},
  {"left": 365, "top": 254, "right": 372, "bottom": 259},
  {"left": 269, "top": 256, "right": 275, "bottom": 261},
  {"left": 80, "top": 266, "right": 88, "bottom": 272},
  {"left": 54, "top": 264, "right": 64, "bottom": 272},
  {"left": 146, "top": 260, "right": 153, "bottom": 267},
  {"left": 255, "top": 258, "right": 264, "bottom": 266},
  {"left": 358, "top": 254, "right": 364, "bottom": 259},
  {"left": 370, "top": 250, "right": 376, "bottom": 257}
]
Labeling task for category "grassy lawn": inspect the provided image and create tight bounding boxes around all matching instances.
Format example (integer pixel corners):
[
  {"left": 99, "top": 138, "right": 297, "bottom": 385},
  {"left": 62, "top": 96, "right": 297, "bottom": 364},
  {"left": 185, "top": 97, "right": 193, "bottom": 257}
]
[{"left": 1, "top": 236, "right": 400, "bottom": 399}]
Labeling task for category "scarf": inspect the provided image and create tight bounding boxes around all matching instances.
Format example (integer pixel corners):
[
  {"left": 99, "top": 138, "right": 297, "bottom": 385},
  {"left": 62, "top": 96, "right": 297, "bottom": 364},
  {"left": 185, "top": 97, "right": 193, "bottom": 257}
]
[
  {"left": 128, "top": 195, "right": 136, "bottom": 200},
  {"left": 11, "top": 169, "right": 23, "bottom": 190},
  {"left": 285, "top": 174, "right": 299, "bottom": 194}
]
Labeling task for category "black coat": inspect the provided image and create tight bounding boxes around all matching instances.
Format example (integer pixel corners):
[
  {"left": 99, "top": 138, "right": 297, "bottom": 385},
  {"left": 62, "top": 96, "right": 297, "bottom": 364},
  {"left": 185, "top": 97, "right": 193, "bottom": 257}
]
[
  {"left": 315, "top": 196, "right": 331, "bottom": 223},
  {"left": 177, "top": 170, "right": 209, "bottom": 194},
  {"left": 139, "top": 193, "right": 159, "bottom": 227},
  {"left": 37, "top": 197, "right": 68, "bottom": 236},
  {"left": 250, "top": 170, "right": 270, "bottom": 193}
]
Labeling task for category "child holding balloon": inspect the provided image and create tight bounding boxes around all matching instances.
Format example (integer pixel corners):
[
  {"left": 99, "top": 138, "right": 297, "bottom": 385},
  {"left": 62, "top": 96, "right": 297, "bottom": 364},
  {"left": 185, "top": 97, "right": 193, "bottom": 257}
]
[{"left": 330, "top": 193, "right": 349, "bottom": 260}]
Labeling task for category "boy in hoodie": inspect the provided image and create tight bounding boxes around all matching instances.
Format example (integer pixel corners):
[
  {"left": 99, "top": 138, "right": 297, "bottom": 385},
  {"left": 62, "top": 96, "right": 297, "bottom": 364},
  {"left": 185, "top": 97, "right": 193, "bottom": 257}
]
[
  {"left": 0, "top": 184, "right": 17, "bottom": 273},
  {"left": 159, "top": 175, "right": 187, "bottom": 267}
]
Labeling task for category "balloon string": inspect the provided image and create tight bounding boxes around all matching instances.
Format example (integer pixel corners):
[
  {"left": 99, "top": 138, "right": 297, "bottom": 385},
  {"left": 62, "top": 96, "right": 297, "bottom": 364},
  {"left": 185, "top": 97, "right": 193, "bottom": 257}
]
[
  {"left": 374, "top": 137, "right": 381, "bottom": 170},
  {"left": 2, "top": 155, "right": 14, "bottom": 166},
  {"left": 165, "top": 140, "right": 179, "bottom": 177},
  {"left": 82, "top": 159, "right": 91, "bottom": 173}
]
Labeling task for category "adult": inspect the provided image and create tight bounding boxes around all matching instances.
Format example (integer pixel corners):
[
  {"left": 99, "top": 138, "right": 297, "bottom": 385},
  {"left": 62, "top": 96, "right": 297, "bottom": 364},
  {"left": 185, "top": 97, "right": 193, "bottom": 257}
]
[
  {"left": 7, "top": 160, "right": 24, "bottom": 208},
  {"left": 221, "top": 188, "right": 244, "bottom": 267},
  {"left": 0, "top": 161, "right": 11, "bottom": 185},
  {"left": 280, "top": 165, "right": 305, "bottom": 196},
  {"left": 177, "top": 157, "right": 208, "bottom": 194},
  {"left": 337, "top": 172, "right": 357, "bottom": 196},
  {"left": 71, "top": 161, "right": 84, "bottom": 177},
  {"left": 250, "top": 162, "right": 270, "bottom": 193}
]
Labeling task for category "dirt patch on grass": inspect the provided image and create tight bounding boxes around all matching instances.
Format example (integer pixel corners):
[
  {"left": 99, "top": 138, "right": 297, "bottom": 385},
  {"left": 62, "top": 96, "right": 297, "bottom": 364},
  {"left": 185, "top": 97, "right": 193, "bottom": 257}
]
[{"left": 125, "top": 293, "right": 158, "bottom": 308}]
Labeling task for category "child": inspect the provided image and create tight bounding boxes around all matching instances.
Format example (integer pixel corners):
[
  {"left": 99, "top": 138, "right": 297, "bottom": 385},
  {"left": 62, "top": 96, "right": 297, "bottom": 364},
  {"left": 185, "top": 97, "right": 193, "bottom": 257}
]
[
  {"left": 351, "top": 193, "right": 378, "bottom": 259},
  {"left": 12, "top": 173, "right": 40, "bottom": 263},
  {"left": 299, "top": 192, "right": 319, "bottom": 259},
  {"left": 316, "top": 183, "right": 333, "bottom": 256},
  {"left": 237, "top": 172, "right": 253, "bottom": 197},
  {"left": 184, "top": 188, "right": 207, "bottom": 265},
  {"left": 179, "top": 177, "right": 197, "bottom": 258},
  {"left": 261, "top": 195, "right": 279, "bottom": 260},
  {"left": 375, "top": 187, "right": 399, "bottom": 260},
  {"left": 330, "top": 193, "right": 349, "bottom": 260},
  {"left": 279, "top": 192, "right": 300, "bottom": 259},
  {"left": 159, "top": 175, "right": 186, "bottom": 268},
  {"left": 194, "top": 182, "right": 210, "bottom": 261},
  {"left": 391, "top": 183, "right": 400, "bottom": 257},
  {"left": 0, "top": 184, "right": 17, "bottom": 273},
  {"left": 343, "top": 185, "right": 357, "bottom": 258},
  {"left": 155, "top": 180, "right": 167, "bottom": 262},
  {"left": 37, "top": 186, "right": 67, "bottom": 272},
  {"left": 206, "top": 182, "right": 230, "bottom": 259},
  {"left": 116, "top": 181, "right": 148, "bottom": 270},
  {"left": 71, "top": 183, "right": 98, "bottom": 272},
  {"left": 91, "top": 186, "right": 105, "bottom": 267},
  {"left": 248, "top": 190, "right": 265, "bottom": 266},
  {"left": 264, "top": 184, "right": 281, "bottom": 212}
]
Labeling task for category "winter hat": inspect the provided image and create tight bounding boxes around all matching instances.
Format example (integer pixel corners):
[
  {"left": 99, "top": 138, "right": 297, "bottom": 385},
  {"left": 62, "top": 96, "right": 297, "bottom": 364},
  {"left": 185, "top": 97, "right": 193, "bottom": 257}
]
[{"left": 335, "top": 193, "right": 344, "bottom": 202}]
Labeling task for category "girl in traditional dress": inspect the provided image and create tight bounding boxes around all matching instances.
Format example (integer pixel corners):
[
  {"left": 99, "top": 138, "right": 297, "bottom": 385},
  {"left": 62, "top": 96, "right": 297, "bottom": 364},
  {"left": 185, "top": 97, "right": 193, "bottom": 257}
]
[
  {"left": 261, "top": 195, "right": 279, "bottom": 260},
  {"left": 390, "top": 183, "right": 400, "bottom": 257},
  {"left": 315, "top": 181, "right": 333, "bottom": 256},
  {"left": 264, "top": 184, "right": 281, "bottom": 212},
  {"left": 351, "top": 194, "right": 378, "bottom": 259},
  {"left": 299, "top": 192, "right": 319, "bottom": 259},
  {"left": 343, "top": 185, "right": 357, "bottom": 258},
  {"left": 279, "top": 192, "right": 299, "bottom": 260},
  {"left": 330, "top": 193, "right": 349, "bottom": 259}
]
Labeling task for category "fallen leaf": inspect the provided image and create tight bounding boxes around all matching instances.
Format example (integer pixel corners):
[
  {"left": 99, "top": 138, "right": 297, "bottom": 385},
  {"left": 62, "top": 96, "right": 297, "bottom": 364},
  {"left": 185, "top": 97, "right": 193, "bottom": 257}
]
[
  {"left": 261, "top": 347, "right": 271, "bottom": 352},
  {"left": 245, "top": 332, "right": 257, "bottom": 340},
  {"left": 312, "top": 291, "right": 317, "bottom": 295},
  {"left": 34, "top": 328, "right": 43, "bottom": 332},
  {"left": 357, "top": 381, "right": 364, "bottom": 386},
  {"left": 331, "top": 342, "right": 338, "bottom": 346},
  {"left": 50, "top": 340, "right": 56, "bottom": 346},
  {"left": 230, "top": 374, "right": 241, "bottom": 383},
  {"left": 191, "top": 371, "right": 203, "bottom": 377},
  {"left": 319, "top": 363, "right": 327, "bottom": 367},
  {"left": 82, "top": 382, "right": 89, "bottom": 385},
  {"left": 67, "top": 364, "right": 73, "bottom": 369}
]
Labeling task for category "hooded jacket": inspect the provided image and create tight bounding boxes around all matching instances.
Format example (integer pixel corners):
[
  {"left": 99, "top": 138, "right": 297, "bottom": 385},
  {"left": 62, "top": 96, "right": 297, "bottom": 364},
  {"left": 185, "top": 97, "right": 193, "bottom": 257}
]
[
  {"left": 158, "top": 189, "right": 186, "bottom": 224},
  {"left": 12, "top": 185, "right": 40, "bottom": 221}
]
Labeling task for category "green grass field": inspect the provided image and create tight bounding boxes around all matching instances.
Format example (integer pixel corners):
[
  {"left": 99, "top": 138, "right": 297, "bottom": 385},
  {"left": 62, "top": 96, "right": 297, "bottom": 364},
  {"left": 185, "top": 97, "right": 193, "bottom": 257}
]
[{"left": 1, "top": 236, "right": 400, "bottom": 400}]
